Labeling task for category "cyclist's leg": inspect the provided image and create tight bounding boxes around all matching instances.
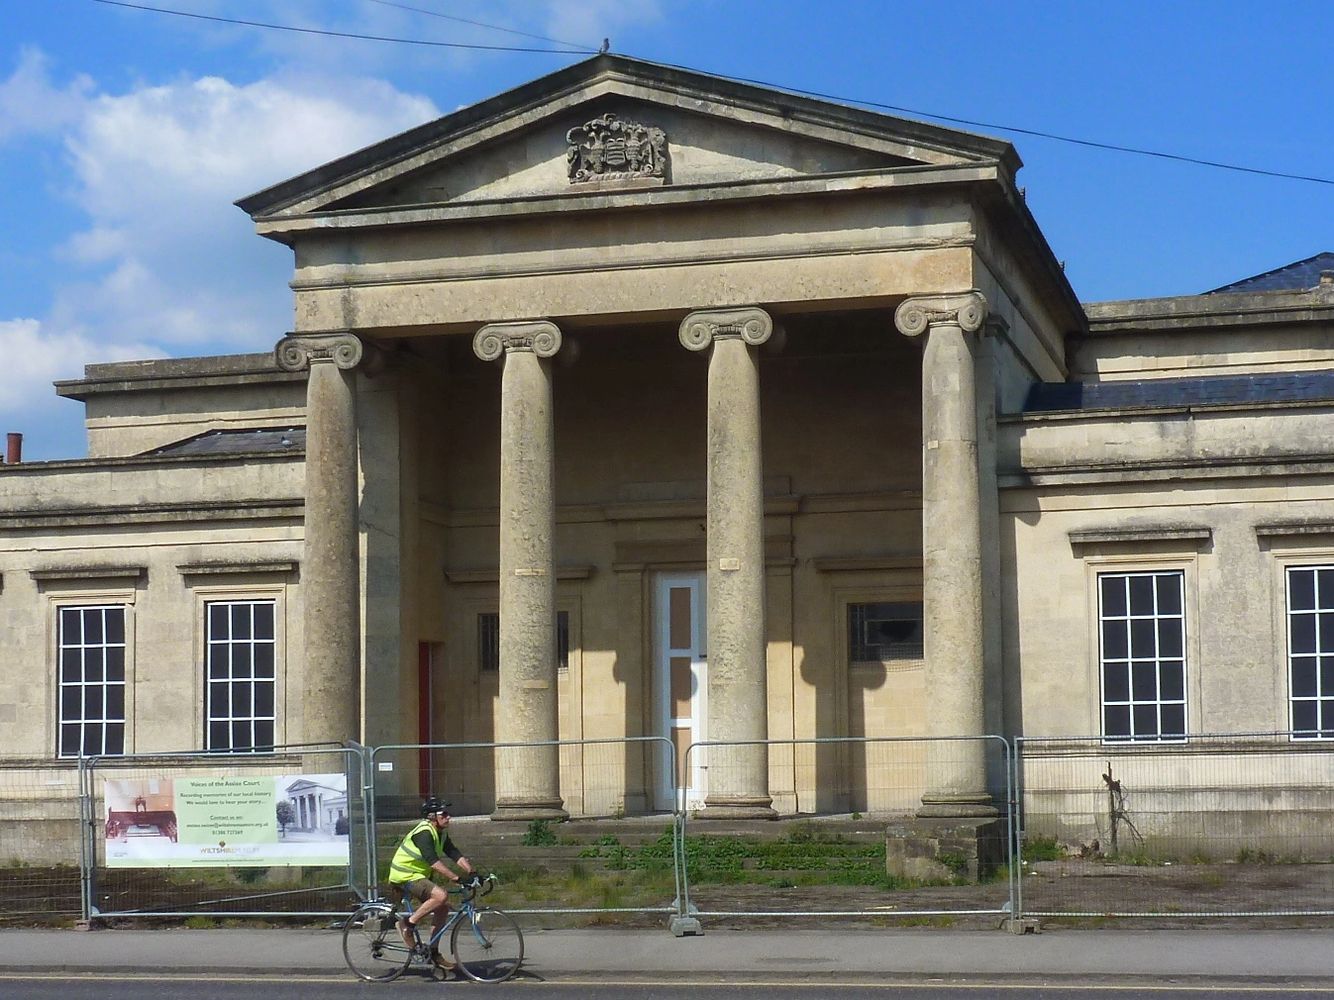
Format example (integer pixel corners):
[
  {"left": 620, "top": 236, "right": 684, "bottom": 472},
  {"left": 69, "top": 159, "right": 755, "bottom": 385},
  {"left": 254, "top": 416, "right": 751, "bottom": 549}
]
[
  {"left": 399, "top": 878, "right": 440, "bottom": 950},
  {"left": 428, "top": 892, "right": 456, "bottom": 969}
]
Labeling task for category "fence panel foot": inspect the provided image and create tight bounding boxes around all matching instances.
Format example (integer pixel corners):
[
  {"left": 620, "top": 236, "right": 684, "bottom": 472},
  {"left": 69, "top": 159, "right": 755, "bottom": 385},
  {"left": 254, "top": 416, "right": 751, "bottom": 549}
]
[{"left": 670, "top": 915, "right": 703, "bottom": 937}]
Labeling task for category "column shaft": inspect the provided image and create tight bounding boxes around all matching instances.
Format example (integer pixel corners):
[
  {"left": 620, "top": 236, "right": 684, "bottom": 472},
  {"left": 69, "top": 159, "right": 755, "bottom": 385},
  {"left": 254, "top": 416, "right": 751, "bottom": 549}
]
[
  {"left": 474, "top": 321, "right": 566, "bottom": 821},
  {"left": 896, "top": 294, "right": 996, "bottom": 817},
  {"left": 276, "top": 334, "right": 366, "bottom": 747},
  {"left": 680, "top": 308, "right": 776, "bottom": 819}
]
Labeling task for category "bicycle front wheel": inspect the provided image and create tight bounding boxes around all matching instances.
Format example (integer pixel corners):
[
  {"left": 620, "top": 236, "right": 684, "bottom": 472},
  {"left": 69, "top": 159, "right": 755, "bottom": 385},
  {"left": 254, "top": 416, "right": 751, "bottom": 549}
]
[
  {"left": 343, "top": 902, "right": 412, "bottom": 982},
  {"left": 451, "top": 906, "right": 524, "bottom": 983}
]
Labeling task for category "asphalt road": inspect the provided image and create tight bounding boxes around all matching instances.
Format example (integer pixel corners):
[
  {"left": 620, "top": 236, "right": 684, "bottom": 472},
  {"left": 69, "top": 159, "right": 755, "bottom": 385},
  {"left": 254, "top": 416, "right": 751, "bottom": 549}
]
[{"left": 3, "top": 973, "right": 1333, "bottom": 1000}]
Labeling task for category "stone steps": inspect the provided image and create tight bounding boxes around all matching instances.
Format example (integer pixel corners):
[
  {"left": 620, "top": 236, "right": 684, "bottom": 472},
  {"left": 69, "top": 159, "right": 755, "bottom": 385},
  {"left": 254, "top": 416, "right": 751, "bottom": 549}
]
[{"left": 372, "top": 814, "right": 890, "bottom": 877}]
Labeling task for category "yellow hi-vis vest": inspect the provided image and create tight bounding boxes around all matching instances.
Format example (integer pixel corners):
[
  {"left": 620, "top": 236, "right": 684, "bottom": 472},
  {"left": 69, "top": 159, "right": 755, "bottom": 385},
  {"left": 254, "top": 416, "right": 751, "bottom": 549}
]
[{"left": 388, "top": 820, "right": 443, "bottom": 884}]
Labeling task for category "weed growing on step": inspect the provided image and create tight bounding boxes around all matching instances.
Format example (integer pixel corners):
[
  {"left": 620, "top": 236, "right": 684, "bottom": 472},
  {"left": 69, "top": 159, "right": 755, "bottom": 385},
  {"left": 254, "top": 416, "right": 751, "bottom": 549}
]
[{"left": 523, "top": 819, "right": 558, "bottom": 847}]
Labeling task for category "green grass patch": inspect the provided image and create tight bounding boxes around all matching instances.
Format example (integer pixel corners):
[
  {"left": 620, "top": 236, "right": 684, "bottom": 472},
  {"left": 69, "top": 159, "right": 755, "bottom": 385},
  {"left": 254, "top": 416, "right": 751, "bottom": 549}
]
[
  {"left": 571, "top": 829, "right": 901, "bottom": 889},
  {"left": 1020, "top": 836, "right": 1063, "bottom": 862}
]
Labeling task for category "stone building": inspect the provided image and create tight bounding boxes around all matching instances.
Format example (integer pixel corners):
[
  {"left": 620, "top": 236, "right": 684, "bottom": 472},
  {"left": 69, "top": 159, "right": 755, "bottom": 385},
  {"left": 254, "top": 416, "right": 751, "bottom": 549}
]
[{"left": 2, "top": 56, "right": 1331, "bottom": 843}]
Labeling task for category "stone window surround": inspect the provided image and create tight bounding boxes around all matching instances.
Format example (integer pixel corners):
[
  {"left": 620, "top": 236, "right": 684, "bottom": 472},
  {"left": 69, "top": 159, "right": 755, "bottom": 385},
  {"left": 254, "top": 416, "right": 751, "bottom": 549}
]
[
  {"left": 836, "top": 586, "right": 925, "bottom": 676},
  {"left": 1241, "top": 528, "right": 1334, "bottom": 737},
  {"left": 476, "top": 609, "right": 572, "bottom": 675},
  {"left": 447, "top": 580, "right": 583, "bottom": 686},
  {"left": 1096, "top": 568, "right": 1188, "bottom": 744},
  {"left": 848, "top": 599, "right": 925, "bottom": 663},
  {"left": 188, "top": 583, "right": 287, "bottom": 752},
  {"left": 1282, "top": 563, "right": 1334, "bottom": 741},
  {"left": 203, "top": 597, "right": 279, "bottom": 754},
  {"left": 1078, "top": 551, "right": 1200, "bottom": 743},
  {"left": 55, "top": 603, "right": 129, "bottom": 760},
  {"left": 47, "top": 585, "right": 138, "bottom": 759}
]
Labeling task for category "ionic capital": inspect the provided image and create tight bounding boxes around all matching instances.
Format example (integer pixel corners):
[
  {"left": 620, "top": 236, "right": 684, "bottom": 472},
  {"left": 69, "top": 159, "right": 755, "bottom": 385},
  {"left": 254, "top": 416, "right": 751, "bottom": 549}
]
[
  {"left": 275, "top": 333, "right": 371, "bottom": 372},
  {"left": 894, "top": 291, "right": 988, "bottom": 339},
  {"left": 473, "top": 321, "right": 563, "bottom": 362},
  {"left": 679, "top": 307, "right": 773, "bottom": 352}
]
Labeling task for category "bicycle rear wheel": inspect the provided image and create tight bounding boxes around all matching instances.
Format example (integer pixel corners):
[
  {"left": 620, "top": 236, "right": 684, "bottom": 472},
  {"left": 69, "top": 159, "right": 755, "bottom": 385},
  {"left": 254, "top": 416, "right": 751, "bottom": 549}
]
[
  {"left": 343, "top": 902, "right": 413, "bottom": 982},
  {"left": 451, "top": 906, "right": 523, "bottom": 983}
]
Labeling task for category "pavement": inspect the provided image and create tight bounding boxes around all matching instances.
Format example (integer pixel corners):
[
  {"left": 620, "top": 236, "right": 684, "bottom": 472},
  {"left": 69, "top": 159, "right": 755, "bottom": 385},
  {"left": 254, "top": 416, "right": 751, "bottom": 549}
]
[{"left": 1, "top": 925, "right": 1332, "bottom": 983}]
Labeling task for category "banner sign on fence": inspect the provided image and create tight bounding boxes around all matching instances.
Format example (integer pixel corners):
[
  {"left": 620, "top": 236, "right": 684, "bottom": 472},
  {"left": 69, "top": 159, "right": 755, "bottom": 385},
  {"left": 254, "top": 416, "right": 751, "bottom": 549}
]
[{"left": 103, "top": 773, "right": 350, "bottom": 867}]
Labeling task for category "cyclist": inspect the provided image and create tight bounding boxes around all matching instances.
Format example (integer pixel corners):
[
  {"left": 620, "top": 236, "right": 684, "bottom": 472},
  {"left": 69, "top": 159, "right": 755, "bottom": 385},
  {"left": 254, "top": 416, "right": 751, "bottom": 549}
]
[{"left": 387, "top": 796, "right": 474, "bottom": 971}]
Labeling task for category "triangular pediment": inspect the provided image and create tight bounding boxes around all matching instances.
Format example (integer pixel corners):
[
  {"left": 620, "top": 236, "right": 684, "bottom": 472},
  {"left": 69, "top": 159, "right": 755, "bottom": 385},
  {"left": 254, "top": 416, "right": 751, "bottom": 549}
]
[{"left": 237, "top": 55, "right": 1017, "bottom": 220}]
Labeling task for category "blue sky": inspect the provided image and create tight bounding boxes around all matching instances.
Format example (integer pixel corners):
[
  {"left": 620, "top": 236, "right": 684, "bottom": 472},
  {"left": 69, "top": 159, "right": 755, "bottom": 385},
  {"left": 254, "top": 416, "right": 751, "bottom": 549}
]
[{"left": 2, "top": 0, "right": 1330, "bottom": 461}]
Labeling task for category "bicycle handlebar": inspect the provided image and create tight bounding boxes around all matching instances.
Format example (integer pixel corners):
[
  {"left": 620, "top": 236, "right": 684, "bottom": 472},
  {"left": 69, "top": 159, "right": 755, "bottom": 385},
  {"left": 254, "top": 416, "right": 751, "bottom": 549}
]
[{"left": 449, "top": 872, "right": 498, "bottom": 901}]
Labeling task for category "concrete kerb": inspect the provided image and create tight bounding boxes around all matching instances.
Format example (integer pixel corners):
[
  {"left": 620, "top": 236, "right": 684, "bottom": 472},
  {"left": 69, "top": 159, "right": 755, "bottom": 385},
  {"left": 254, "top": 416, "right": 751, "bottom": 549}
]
[{"left": 2, "top": 927, "right": 1334, "bottom": 983}]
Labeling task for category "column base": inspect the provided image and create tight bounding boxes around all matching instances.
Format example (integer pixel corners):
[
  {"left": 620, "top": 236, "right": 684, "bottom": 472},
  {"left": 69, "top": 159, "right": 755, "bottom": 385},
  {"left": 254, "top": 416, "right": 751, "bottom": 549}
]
[
  {"left": 490, "top": 799, "right": 568, "bottom": 822},
  {"left": 695, "top": 795, "right": 776, "bottom": 821}
]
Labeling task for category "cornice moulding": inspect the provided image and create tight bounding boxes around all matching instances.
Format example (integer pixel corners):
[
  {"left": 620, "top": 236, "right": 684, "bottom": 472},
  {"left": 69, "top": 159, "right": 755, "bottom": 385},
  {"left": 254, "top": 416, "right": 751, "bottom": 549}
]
[
  {"left": 444, "top": 565, "right": 595, "bottom": 584},
  {"left": 1254, "top": 521, "right": 1334, "bottom": 540},
  {"left": 1068, "top": 527, "right": 1212, "bottom": 549},
  {"left": 812, "top": 555, "right": 924, "bottom": 573},
  {"left": 0, "top": 499, "right": 304, "bottom": 530},
  {"left": 256, "top": 165, "right": 1000, "bottom": 238},
  {"left": 31, "top": 566, "right": 146, "bottom": 584},
  {"left": 178, "top": 560, "right": 300, "bottom": 578}
]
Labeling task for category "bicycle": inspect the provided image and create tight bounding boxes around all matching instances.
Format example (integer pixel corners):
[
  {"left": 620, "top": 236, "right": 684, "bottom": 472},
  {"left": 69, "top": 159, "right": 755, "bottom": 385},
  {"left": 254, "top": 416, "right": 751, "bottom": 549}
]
[{"left": 342, "top": 873, "right": 524, "bottom": 983}]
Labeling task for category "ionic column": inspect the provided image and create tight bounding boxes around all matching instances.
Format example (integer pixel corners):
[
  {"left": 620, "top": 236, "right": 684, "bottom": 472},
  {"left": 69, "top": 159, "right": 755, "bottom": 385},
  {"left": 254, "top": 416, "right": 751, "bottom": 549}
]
[
  {"left": 680, "top": 307, "right": 776, "bottom": 819},
  {"left": 474, "top": 321, "right": 567, "bottom": 821},
  {"left": 276, "top": 333, "right": 370, "bottom": 746},
  {"left": 894, "top": 292, "right": 997, "bottom": 817}
]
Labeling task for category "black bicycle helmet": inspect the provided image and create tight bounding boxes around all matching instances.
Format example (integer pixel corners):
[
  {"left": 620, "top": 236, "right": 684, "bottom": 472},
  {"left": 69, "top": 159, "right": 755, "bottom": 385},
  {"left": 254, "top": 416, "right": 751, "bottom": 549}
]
[{"left": 420, "top": 796, "right": 451, "bottom": 817}]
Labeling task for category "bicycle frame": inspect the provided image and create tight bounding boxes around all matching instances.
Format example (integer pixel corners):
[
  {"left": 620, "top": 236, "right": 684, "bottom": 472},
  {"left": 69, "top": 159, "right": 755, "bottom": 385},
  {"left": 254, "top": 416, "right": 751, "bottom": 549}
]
[{"left": 387, "top": 875, "right": 495, "bottom": 957}]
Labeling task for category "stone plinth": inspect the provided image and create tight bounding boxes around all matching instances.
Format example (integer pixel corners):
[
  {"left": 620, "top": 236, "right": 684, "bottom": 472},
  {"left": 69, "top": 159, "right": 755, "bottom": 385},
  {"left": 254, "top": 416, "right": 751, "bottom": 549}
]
[{"left": 884, "top": 817, "right": 1004, "bottom": 882}]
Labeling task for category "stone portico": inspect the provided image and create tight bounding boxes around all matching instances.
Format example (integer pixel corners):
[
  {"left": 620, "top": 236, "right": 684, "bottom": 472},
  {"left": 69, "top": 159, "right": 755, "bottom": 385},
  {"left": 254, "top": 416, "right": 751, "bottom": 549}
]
[{"left": 247, "top": 55, "right": 1079, "bottom": 820}]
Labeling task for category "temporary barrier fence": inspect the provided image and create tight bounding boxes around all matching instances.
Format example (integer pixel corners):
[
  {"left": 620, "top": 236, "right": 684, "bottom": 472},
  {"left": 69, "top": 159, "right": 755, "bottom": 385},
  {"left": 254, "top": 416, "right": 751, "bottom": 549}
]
[
  {"left": 10, "top": 730, "right": 1329, "bottom": 927},
  {"left": 76, "top": 743, "right": 367, "bottom": 921},
  {"left": 367, "top": 737, "right": 683, "bottom": 919},
  {"left": 0, "top": 755, "right": 84, "bottom": 917},
  {"left": 678, "top": 736, "right": 1016, "bottom": 922},
  {"left": 1015, "top": 732, "right": 1334, "bottom": 918}
]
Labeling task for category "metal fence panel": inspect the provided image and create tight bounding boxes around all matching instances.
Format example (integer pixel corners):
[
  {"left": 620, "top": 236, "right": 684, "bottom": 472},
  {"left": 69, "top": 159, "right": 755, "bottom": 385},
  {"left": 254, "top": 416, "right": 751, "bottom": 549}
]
[
  {"left": 0, "top": 756, "right": 83, "bottom": 917},
  {"left": 367, "top": 737, "right": 681, "bottom": 918},
  {"left": 679, "top": 736, "right": 1015, "bottom": 920},
  {"left": 1016, "top": 733, "right": 1334, "bottom": 918},
  {"left": 78, "top": 744, "right": 368, "bottom": 920}
]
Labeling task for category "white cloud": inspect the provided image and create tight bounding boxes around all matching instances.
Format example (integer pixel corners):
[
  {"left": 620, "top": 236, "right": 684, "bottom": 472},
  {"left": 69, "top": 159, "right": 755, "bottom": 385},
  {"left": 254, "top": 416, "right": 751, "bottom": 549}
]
[
  {"left": 48, "top": 73, "right": 439, "bottom": 351},
  {"left": 0, "top": 47, "right": 94, "bottom": 142},
  {"left": 0, "top": 317, "right": 161, "bottom": 411},
  {"left": 4, "top": 66, "right": 439, "bottom": 458}
]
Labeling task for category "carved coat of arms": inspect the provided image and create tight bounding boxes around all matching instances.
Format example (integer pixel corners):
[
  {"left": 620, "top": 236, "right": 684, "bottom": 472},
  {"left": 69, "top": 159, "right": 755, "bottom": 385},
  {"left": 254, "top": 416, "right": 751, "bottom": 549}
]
[{"left": 566, "top": 113, "right": 668, "bottom": 183}]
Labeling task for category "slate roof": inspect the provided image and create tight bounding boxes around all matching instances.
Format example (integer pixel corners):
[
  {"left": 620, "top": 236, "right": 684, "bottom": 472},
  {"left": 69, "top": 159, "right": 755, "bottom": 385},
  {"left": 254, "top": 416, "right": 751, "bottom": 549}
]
[
  {"left": 1204, "top": 252, "right": 1334, "bottom": 293},
  {"left": 143, "top": 427, "right": 304, "bottom": 457},
  {"left": 1024, "top": 371, "right": 1334, "bottom": 414}
]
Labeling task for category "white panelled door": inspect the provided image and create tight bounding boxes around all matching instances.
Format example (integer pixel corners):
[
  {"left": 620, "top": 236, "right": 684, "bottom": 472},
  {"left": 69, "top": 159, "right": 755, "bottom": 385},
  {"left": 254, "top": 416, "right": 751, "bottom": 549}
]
[{"left": 655, "top": 572, "right": 706, "bottom": 810}]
